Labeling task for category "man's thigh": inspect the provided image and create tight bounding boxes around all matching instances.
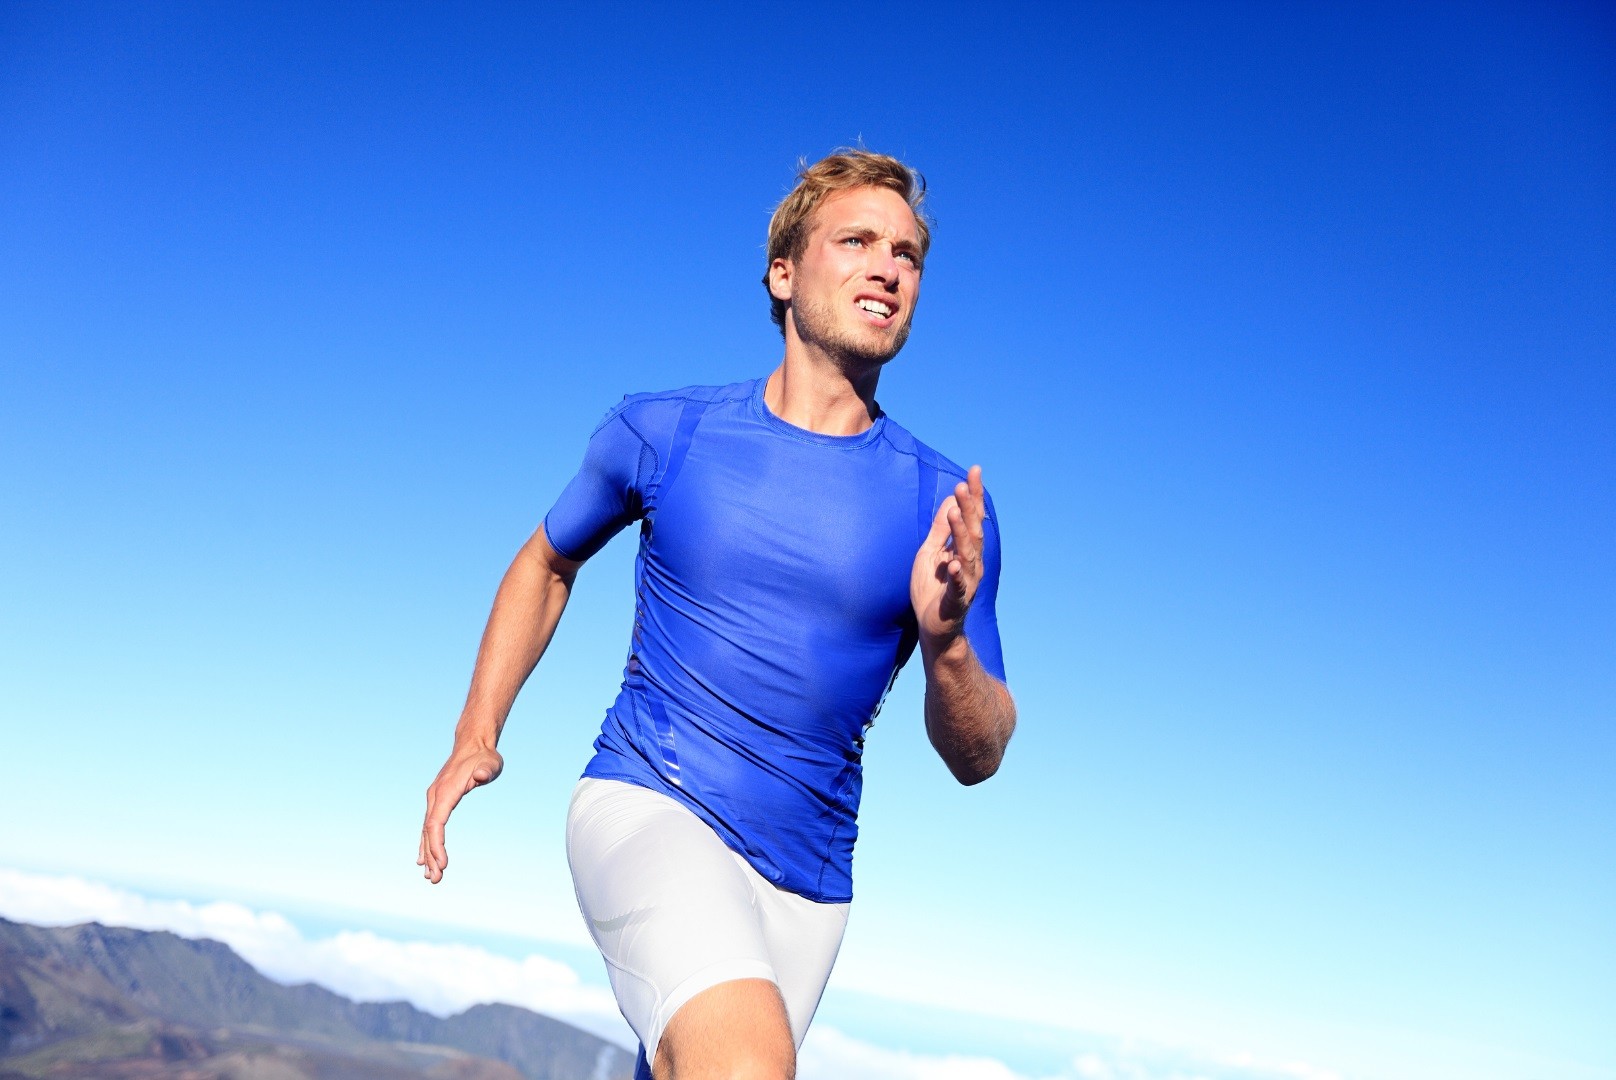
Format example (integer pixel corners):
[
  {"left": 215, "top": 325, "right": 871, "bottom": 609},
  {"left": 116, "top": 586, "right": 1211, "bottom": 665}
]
[
  {"left": 745, "top": 851, "right": 848, "bottom": 1046},
  {"left": 566, "top": 779, "right": 847, "bottom": 1066}
]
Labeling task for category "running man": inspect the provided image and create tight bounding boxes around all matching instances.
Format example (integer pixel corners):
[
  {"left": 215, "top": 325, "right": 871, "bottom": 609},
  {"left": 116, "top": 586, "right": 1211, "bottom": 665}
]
[{"left": 418, "top": 149, "right": 1015, "bottom": 1080}]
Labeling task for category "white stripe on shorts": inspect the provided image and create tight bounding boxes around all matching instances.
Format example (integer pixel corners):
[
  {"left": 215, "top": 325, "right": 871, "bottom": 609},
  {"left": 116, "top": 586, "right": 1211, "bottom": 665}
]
[{"left": 566, "top": 777, "right": 849, "bottom": 1066}]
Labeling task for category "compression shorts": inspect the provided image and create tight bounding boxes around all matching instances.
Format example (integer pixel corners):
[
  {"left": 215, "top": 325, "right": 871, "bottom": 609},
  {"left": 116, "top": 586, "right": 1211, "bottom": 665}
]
[{"left": 566, "top": 778, "right": 849, "bottom": 1072}]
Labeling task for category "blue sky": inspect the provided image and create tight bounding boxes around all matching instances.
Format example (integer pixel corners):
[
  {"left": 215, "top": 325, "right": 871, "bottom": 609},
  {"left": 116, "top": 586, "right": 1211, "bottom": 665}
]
[{"left": 1, "top": 3, "right": 1612, "bottom": 1079}]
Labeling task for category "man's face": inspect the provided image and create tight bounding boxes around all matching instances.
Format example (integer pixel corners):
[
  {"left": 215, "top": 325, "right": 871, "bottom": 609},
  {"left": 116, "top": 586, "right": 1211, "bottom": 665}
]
[{"left": 772, "top": 185, "right": 924, "bottom": 367}]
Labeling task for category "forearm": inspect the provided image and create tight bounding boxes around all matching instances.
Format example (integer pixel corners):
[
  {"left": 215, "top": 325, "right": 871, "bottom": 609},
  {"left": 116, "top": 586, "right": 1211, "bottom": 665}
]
[
  {"left": 454, "top": 525, "right": 579, "bottom": 749},
  {"left": 921, "top": 634, "right": 1016, "bottom": 785}
]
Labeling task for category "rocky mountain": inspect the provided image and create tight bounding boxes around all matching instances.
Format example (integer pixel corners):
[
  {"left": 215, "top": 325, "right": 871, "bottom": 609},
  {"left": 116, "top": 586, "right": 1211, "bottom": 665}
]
[{"left": 0, "top": 918, "right": 633, "bottom": 1080}]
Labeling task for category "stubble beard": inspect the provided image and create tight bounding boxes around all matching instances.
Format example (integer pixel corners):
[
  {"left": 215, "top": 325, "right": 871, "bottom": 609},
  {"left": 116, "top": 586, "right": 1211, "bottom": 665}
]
[{"left": 791, "top": 295, "right": 912, "bottom": 373}]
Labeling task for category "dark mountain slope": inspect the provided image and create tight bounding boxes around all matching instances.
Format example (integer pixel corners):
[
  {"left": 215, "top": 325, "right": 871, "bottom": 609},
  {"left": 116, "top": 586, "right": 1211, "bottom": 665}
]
[{"left": 0, "top": 918, "right": 631, "bottom": 1080}]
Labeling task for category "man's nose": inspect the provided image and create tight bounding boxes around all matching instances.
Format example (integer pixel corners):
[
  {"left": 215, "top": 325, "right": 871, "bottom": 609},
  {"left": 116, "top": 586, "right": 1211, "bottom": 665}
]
[{"left": 866, "top": 242, "right": 900, "bottom": 285}]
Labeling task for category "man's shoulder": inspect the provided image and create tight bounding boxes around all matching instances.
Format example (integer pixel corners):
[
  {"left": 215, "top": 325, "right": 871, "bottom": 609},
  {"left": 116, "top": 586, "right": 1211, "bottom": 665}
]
[
  {"left": 877, "top": 416, "right": 973, "bottom": 484},
  {"left": 883, "top": 421, "right": 1000, "bottom": 531},
  {"left": 590, "top": 379, "right": 758, "bottom": 440},
  {"left": 616, "top": 378, "right": 757, "bottom": 410}
]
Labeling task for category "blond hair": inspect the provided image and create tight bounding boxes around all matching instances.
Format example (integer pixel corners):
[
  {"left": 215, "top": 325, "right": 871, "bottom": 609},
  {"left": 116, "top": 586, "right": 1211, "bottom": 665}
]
[{"left": 762, "top": 149, "right": 931, "bottom": 334}]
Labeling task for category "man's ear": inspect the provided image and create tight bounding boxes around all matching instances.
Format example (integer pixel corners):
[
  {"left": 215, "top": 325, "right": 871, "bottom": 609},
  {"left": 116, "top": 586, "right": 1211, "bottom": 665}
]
[{"left": 767, "top": 258, "right": 793, "bottom": 303}]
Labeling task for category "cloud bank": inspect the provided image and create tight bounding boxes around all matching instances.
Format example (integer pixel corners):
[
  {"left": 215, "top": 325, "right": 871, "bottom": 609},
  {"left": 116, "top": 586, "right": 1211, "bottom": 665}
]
[
  {"left": 799, "top": 1026, "right": 1338, "bottom": 1080},
  {"left": 800, "top": 1026, "right": 1048, "bottom": 1079},
  {"left": 0, "top": 868, "right": 1336, "bottom": 1080},
  {"left": 0, "top": 867, "right": 627, "bottom": 1044}
]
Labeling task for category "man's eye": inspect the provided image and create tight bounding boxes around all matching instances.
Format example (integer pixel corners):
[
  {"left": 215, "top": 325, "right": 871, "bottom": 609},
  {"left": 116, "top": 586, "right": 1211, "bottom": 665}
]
[
  {"left": 897, "top": 251, "right": 917, "bottom": 265},
  {"left": 842, "top": 236, "right": 863, "bottom": 247}
]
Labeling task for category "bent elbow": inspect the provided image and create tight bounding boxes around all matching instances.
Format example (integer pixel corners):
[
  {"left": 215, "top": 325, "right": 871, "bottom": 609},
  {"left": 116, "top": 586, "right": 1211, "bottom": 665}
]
[
  {"left": 927, "top": 687, "right": 1016, "bottom": 786},
  {"left": 954, "top": 764, "right": 997, "bottom": 787},
  {"left": 946, "top": 745, "right": 1006, "bottom": 786}
]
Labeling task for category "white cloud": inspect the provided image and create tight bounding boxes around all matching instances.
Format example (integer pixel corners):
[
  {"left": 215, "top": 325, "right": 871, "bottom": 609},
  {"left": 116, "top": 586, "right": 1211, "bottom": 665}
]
[
  {"left": 799, "top": 1025, "right": 1047, "bottom": 1080},
  {"left": 0, "top": 868, "right": 1343, "bottom": 1080},
  {"left": 1203, "top": 1048, "right": 1342, "bottom": 1080},
  {"left": 1060, "top": 1044, "right": 1346, "bottom": 1080},
  {"left": 0, "top": 867, "right": 631, "bottom": 1047},
  {"left": 796, "top": 1025, "right": 1345, "bottom": 1080}
]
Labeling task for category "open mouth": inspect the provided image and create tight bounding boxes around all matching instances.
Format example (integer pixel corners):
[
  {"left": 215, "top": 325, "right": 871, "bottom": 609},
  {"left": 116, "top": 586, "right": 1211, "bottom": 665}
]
[{"left": 856, "top": 298, "right": 894, "bottom": 321}]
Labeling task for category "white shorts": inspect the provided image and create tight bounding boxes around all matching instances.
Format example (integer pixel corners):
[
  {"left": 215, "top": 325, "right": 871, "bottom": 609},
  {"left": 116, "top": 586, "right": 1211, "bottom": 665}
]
[{"left": 566, "top": 777, "right": 850, "bottom": 1067}]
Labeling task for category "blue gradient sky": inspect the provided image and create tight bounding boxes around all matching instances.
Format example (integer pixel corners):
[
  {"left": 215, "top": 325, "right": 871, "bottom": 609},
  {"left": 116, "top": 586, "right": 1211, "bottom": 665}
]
[{"left": 2, "top": 4, "right": 1612, "bottom": 1079}]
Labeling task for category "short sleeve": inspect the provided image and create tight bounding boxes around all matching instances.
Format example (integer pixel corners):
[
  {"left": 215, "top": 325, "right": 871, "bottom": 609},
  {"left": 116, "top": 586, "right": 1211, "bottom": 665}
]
[
  {"left": 963, "top": 489, "right": 1007, "bottom": 684},
  {"left": 543, "top": 405, "right": 656, "bottom": 561}
]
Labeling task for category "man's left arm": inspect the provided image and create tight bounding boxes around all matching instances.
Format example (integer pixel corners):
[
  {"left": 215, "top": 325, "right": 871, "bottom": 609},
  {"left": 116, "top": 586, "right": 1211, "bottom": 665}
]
[{"left": 911, "top": 466, "right": 1017, "bottom": 785}]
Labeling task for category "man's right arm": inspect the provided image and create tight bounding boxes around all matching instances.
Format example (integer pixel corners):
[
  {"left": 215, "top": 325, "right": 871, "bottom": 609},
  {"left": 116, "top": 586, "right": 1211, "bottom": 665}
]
[{"left": 417, "top": 523, "right": 583, "bottom": 884}]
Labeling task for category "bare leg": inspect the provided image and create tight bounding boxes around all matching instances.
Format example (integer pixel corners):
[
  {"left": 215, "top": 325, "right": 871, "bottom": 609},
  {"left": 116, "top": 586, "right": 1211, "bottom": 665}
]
[{"left": 653, "top": 978, "right": 794, "bottom": 1080}]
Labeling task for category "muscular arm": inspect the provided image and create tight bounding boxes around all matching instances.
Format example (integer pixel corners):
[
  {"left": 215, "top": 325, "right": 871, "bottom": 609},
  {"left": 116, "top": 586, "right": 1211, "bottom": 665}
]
[
  {"left": 911, "top": 465, "right": 1017, "bottom": 786},
  {"left": 417, "top": 524, "right": 583, "bottom": 883},
  {"left": 921, "top": 634, "right": 1017, "bottom": 785}
]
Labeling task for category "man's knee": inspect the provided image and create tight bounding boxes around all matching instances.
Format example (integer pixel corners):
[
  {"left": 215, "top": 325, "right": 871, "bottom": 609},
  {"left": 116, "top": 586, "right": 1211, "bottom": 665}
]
[
  {"left": 654, "top": 978, "right": 794, "bottom": 1080},
  {"left": 664, "top": 1054, "right": 791, "bottom": 1080}
]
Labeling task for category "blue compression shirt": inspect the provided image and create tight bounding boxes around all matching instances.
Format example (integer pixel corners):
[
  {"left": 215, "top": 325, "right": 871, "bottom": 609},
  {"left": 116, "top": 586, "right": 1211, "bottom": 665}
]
[{"left": 544, "top": 377, "right": 1006, "bottom": 903}]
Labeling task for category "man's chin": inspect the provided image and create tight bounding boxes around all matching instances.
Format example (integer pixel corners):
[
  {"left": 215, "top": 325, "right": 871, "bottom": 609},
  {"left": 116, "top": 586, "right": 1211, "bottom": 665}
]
[
  {"left": 867, "top": 326, "right": 912, "bottom": 364},
  {"left": 836, "top": 321, "right": 912, "bottom": 366},
  {"left": 824, "top": 342, "right": 902, "bottom": 373},
  {"left": 793, "top": 305, "right": 912, "bottom": 367}
]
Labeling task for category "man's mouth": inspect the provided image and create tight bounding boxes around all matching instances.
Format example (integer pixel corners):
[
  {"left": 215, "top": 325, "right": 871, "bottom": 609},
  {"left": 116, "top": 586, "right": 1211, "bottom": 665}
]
[{"left": 856, "top": 298, "right": 894, "bottom": 319}]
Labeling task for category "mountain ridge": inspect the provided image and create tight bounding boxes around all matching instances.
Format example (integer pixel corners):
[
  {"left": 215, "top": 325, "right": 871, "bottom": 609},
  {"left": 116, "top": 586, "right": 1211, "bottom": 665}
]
[{"left": 0, "top": 916, "right": 632, "bottom": 1080}]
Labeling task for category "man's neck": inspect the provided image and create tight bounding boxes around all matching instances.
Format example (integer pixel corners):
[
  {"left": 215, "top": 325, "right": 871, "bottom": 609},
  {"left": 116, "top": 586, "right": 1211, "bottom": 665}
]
[{"left": 765, "top": 345, "right": 882, "bottom": 437}]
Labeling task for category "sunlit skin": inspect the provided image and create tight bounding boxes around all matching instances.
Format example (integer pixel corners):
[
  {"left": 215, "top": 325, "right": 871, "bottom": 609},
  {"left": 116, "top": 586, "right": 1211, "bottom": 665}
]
[
  {"left": 769, "top": 185, "right": 925, "bottom": 390},
  {"left": 762, "top": 187, "right": 1013, "bottom": 752},
  {"left": 418, "top": 180, "right": 1015, "bottom": 1080}
]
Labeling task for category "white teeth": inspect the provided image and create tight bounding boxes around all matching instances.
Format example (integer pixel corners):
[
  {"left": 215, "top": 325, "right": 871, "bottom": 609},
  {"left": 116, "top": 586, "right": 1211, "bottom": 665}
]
[{"left": 857, "top": 299, "right": 892, "bottom": 317}]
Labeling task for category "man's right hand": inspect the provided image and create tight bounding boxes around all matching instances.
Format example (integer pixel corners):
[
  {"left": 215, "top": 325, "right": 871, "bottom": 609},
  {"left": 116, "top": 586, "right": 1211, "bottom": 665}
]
[
  {"left": 415, "top": 524, "right": 580, "bottom": 885},
  {"left": 417, "top": 743, "right": 505, "bottom": 884}
]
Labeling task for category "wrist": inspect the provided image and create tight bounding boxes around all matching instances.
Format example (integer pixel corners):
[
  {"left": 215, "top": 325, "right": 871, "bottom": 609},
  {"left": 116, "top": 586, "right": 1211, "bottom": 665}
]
[
  {"left": 920, "top": 628, "right": 971, "bottom": 669},
  {"left": 452, "top": 715, "right": 501, "bottom": 753}
]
